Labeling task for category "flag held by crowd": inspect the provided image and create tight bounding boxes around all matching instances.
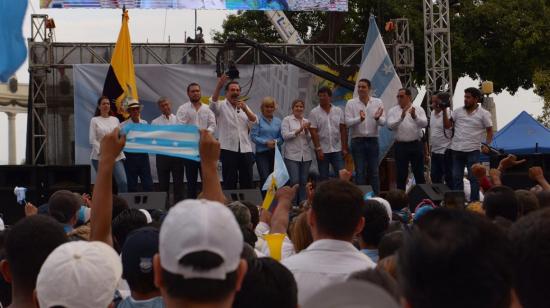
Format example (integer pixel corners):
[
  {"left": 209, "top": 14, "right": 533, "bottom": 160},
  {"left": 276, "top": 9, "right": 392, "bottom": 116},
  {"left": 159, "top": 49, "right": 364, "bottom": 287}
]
[
  {"left": 102, "top": 9, "right": 139, "bottom": 114},
  {"left": 122, "top": 123, "right": 200, "bottom": 161},
  {"left": 261, "top": 145, "right": 290, "bottom": 210},
  {"left": 355, "top": 15, "right": 403, "bottom": 164}
]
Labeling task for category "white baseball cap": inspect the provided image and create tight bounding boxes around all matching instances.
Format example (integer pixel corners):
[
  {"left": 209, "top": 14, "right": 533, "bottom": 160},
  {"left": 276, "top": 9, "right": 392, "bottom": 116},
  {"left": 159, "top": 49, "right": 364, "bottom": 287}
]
[
  {"left": 371, "top": 197, "right": 393, "bottom": 223},
  {"left": 36, "top": 241, "right": 122, "bottom": 308},
  {"left": 160, "top": 199, "right": 243, "bottom": 280}
]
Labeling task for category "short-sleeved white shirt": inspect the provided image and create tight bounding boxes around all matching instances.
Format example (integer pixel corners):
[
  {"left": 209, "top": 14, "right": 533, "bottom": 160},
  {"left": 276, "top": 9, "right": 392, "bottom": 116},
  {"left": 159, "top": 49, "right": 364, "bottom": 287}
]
[
  {"left": 429, "top": 110, "right": 453, "bottom": 154},
  {"left": 308, "top": 105, "right": 345, "bottom": 154},
  {"left": 450, "top": 106, "right": 492, "bottom": 152}
]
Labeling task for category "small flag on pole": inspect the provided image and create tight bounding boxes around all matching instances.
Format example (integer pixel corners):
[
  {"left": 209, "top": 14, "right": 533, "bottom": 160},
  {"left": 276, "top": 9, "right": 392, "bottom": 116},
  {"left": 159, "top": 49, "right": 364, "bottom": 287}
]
[
  {"left": 102, "top": 9, "right": 138, "bottom": 116},
  {"left": 122, "top": 123, "right": 200, "bottom": 161},
  {"left": 261, "top": 145, "right": 289, "bottom": 210}
]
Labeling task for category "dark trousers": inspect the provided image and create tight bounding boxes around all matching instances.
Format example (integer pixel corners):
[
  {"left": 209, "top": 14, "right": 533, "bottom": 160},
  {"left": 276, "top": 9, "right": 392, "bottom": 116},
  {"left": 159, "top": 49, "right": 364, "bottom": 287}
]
[
  {"left": 431, "top": 150, "right": 453, "bottom": 186},
  {"left": 394, "top": 141, "right": 425, "bottom": 190},
  {"left": 124, "top": 152, "right": 154, "bottom": 192},
  {"left": 184, "top": 159, "right": 201, "bottom": 199},
  {"left": 318, "top": 151, "right": 344, "bottom": 181},
  {"left": 452, "top": 150, "right": 481, "bottom": 201},
  {"left": 220, "top": 149, "right": 254, "bottom": 190},
  {"left": 256, "top": 149, "right": 275, "bottom": 188},
  {"left": 156, "top": 155, "right": 185, "bottom": 204},
  {"left": 351, "top": 137, "right": 380, "bottom": 195}
]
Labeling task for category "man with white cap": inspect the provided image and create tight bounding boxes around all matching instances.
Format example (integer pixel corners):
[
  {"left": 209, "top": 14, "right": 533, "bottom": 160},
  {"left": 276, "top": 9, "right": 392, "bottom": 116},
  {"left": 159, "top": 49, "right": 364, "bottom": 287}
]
[
  {"left": 35, "top": 240, "right": 122, "bottom": 308},
  {"left": 153, "top": 199, "right": 248, "bottom": 308}
]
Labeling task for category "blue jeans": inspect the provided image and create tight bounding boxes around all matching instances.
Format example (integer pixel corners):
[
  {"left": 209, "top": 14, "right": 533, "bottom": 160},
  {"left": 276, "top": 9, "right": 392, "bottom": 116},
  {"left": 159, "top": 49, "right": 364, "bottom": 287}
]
[
  {"left": 351, "top": 137, "right": 380, "bottom": 195},
  {"left": 452, "top": 150, "right": 480, "bottom": 201},
  {"left": 394, "top": 141, "right": 425, "bottom": 190},
  {"left": 285, "top": 158, "right": 312, "bottom": 204},
  {"left": 431, "top": 149, "right": 453, "bottom": 186},
  {"left": 91, "top": 159, "right": 128, "bottom": 193},
  {"left": 317, "top": 151, "right": 344, "bottom": 181},
  {"left": 123, "top": 152, "right": 154, "bottom": 192},
  {"left": 256, "top": 149, "right": 275, "bottom": 187}
]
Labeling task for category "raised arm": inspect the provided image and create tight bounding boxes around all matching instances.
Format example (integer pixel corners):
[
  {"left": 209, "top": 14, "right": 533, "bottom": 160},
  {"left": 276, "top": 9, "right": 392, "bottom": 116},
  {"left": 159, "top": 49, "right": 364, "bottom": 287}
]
[
  {"left": 270, "top": 185, "right": 298, "bottom": 234},
  {"left": 90, "top": 127, "right": 126, "bottom": 246},
  {"left": 199, "top": 130, "right": 225, "bottom": 204}
]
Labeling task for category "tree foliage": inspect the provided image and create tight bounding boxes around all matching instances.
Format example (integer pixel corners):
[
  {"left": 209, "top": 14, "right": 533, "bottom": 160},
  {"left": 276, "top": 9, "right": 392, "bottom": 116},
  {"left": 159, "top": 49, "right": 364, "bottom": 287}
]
[{"left": 213, "top": 0, "right": 550, "bottom": 111}]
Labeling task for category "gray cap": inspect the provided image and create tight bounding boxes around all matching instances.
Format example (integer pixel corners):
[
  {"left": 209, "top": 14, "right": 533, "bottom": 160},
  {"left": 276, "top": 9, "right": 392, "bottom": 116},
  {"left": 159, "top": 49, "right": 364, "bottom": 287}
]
[{"left": 303, "top": 281, "right": 401, "bottom": 308}]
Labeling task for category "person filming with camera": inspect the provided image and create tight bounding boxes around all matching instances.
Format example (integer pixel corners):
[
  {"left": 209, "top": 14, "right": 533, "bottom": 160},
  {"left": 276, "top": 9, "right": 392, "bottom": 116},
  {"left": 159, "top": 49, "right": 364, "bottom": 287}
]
[
  {"left": 445, "top": 87, "right": 493, "bottom": 201},
  {"left": 428, "top": 92, "right": 453, "bottom": 186}
]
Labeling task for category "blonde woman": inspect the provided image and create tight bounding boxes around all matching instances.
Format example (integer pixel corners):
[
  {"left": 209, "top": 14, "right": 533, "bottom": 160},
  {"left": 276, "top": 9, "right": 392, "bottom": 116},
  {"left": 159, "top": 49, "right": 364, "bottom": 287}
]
[
  {"left": 251, "top": 97, "right": 283, "bottom": 189},
  {"left": 281, "top": 99, "right": 312, "bottom": 203}
]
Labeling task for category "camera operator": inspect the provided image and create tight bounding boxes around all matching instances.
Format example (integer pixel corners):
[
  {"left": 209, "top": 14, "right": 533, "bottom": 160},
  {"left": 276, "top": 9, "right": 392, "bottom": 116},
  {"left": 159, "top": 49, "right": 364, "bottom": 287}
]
[
  {"left": 428, "top": 92, "right": 453, "bottom": 186},
  {"left": 446, "top": 87, "right": 493, "bottom": 201}
]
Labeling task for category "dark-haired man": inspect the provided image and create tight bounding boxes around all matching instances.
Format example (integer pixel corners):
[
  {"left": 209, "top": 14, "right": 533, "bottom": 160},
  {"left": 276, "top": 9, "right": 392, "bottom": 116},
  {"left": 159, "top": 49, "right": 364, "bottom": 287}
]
[
  {"left": 176, "top": 83, "right": 216, "bottom": 199},
  {"left": 345, "top": 79, "right": 385, "bottom": 195},
  {"left": 387, "top": 88, "right": 428, "bottom": 190},
  {"left": 1, "top": 215, "right": 67, "bottom": 308},
  {"left": 282, "top": 179, "right": 375, "bottom": 304},
  {"left": 428, "top": 92, "right": 453, "bottom": 185},
  {"left": 447, "top": 87, "right": 493, "bottom": 201},
  {"left": 359, "top": 199, "right": 390, "bottom": 263},
  {"left": 153, "top": 199, "right": 247, "bottom": 308},
  {"left": 309, "top": 87, "right": 348, "bottom": 181},
  {"left": 398, "top": 208, "right": 520, "bottom": 308},
  {"left": 211, "top": 75, "right": 257, "bottom": 189}
]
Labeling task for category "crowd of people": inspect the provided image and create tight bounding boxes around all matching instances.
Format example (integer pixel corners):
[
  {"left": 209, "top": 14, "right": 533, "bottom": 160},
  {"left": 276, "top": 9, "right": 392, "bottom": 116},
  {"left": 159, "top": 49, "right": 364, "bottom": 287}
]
[{"left": 0, "top": 76, "right": 549, "bottom": 308}]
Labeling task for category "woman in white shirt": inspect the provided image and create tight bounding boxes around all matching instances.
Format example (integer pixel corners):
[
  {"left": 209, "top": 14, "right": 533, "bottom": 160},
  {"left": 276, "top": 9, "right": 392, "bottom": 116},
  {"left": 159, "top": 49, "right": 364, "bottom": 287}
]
[
  {"left": 89, "top": 96, "right": 128, "bottom": 193},
  {"left": 282, "top": 99, "right": 312, "bottom": 204}
]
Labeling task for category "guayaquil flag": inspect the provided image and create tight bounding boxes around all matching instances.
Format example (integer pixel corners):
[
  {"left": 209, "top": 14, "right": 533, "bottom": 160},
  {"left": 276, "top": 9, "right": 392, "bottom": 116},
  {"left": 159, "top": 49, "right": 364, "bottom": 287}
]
[{"left": 102, "top": 9, "right": 138, "bottom": 118}]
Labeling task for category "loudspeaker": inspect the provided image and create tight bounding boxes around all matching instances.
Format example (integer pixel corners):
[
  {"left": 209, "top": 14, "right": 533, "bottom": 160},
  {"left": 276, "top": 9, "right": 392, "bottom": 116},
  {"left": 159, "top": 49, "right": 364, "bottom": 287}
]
[
  {"left": 0, "top": 166, "right": 43, "bottom": 226},
  {"left": 223, "top": 189, "right": 263, "bottom": 205},
  {"left": 119, "top": 192, "right": 167, "bottom": 210},
  {"left": 357, "top": 185, "right": 374, "bottom": 197},
  {"left": 408, "top": 183, "right": 450, "bottom": 211},
  {"left": 43, "top": 165, "right": 91, "bottom": 198}
]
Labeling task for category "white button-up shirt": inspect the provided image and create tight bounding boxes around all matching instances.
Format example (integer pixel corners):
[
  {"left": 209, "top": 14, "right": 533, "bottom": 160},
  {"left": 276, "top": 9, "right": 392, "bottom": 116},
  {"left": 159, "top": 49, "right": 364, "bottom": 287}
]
[
  {"left": 176, "top": 102, "right": 216, "bottom": 133},
  {"left": 89, "top": 116, "right": 125, "bottom": 161},
  {"left": 387, "top": 104, "right": 428, "bottom": 142},
  {"left": 281, "top": 115, "right": 313, "bottom": 162},
  {"left": 282, "top": 239, "right": 376, "bottom": 305},
  {"left": 151, "top": 113, "right": 178, "bottom": 125},
  {"left": 344, "top": 97, "right": 386, "bottom": 138},
  {"left": 309, "top": 105, "right": 345, "bottom": 154},
  {"left": 450, "top": 106, "right": 493, "bottom": 152},
  {"left": 209, "top": 98, "right": 256, "bottom": 153},
  {"left": 429, "top": 110, "right": 453, "bottom": 154}
]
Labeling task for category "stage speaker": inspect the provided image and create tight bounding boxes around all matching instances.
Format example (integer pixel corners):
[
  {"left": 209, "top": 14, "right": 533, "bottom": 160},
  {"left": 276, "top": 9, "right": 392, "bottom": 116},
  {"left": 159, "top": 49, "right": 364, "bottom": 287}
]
[
  {"left": 408, "top": 183, "right": 450, "bottom": 211},
  {"left": 43, "top": 165, "right": 91, "bottom": 198},
  {"left": 119, "top": 192, "right": 167, "bottom": 210},
  {"left": 223, "top": 189, "right": 263, "bottom": 205},
  {"left": 0, "top": 166, "right": 43, "bottom": 226},
  {"left": 357, "top": 185, "right": 374, "bottom": 197}
]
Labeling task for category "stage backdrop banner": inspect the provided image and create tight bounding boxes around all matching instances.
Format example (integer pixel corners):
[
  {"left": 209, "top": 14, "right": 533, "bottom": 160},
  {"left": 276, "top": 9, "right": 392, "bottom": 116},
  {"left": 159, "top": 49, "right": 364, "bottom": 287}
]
[
  {"left": 42, "top": 0, "right": 348, "bottom": 11},
  {"left": 74, "top": 64, "right": 320, "bottom": 181}
]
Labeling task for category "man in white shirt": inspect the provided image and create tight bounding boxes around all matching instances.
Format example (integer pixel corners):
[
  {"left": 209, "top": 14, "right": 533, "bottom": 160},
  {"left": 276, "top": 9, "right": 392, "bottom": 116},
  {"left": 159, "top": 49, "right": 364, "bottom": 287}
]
[
  {"left": 387, "top": 88, "right": 428, "bottom": 190},
  {"left": 151, "top": 97, "right": 185, "bottom": 205},
  {"left": 309, "top": 87, "right": 348, "bottom": 181},
  {"left": 428, "top": 92, "right": 453, "bottom": 185},
  {"left": 210, "top": 75, "right": 257, "bottom": 189},
  {"left": 121, "top": 101, "right": 154, "bottom": 192},
  {"left": 282, "top": 179, "right": 375, "bottom": 305},
  {"left": 447, "top": 87, "right": 493, "bottom": 201},
  {"left": 345, "top": 79, "right": 385, "bottom": 194},
  {"left": 176, "top": 83, "right": 216, "bottom": 198}
]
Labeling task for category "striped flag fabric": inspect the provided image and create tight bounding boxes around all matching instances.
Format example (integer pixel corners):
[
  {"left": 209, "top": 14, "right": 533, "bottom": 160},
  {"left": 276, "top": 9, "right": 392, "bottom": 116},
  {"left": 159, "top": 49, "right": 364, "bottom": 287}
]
[
  {"left": 354, "top": 15, "right": 403, "bottom": 164},
  {"left": 261, "top": 144, "right": 290, "bottom": 210},
  {"left": 122, "top": 123, "right": 200, "bottom": 162},
  {"left": 102, "top": 9, "right": 138, "bottom": 116}
]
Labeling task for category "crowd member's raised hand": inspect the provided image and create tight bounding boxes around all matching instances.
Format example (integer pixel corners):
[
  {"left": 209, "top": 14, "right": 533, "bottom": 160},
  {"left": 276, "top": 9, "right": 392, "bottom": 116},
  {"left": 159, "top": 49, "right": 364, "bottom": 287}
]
[
  {"left": 339, "top": 169, "right": 352, "bottom": 182},
  {"left": 497, "top": 154, "right": 526, "bottom": 172},
  {"left": 488, "top": 168, "right": 503, "bottom": 186},
  {"left": 24, "top": 202, "right": 38, "bottom": 216},
  {"left": 90, "top": 127, "right": 125, "bottom": 246},
  {"left": 271, "top": 185, "right": 298, "bottom": 234},
  {"left": 529, "top": 166, "right": 550, "bottom": 191},
  {"left": 199, "top": 129, "right": 226, "bottom": 204}
]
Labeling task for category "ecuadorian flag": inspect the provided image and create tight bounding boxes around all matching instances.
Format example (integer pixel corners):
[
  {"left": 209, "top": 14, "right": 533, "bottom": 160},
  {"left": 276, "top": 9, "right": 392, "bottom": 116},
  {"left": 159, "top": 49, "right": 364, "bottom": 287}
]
[{"left": 102, "top": 9, "right": 138, "bottom": 116}]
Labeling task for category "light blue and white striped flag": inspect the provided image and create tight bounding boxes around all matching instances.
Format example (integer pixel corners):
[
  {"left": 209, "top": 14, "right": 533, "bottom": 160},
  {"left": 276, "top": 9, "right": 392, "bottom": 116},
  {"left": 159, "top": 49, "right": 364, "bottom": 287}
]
[
  {"left": 354, "top": 15, "right": 403, "bottom": 164},
  {"left": 122, "top": 123, "right": 200, "bottom": 161}
]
